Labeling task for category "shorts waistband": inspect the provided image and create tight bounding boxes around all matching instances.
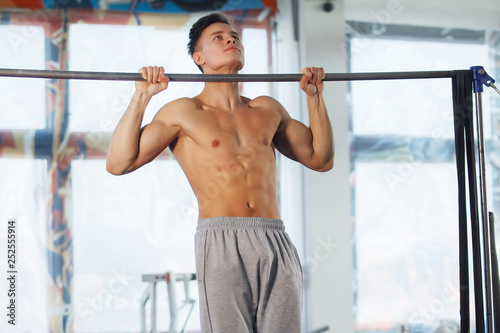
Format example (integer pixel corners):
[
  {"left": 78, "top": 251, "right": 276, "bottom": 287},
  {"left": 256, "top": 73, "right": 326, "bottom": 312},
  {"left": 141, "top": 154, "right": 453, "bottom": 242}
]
[{"left": 197, "top": 216, "right": 285, "bottom": 232}]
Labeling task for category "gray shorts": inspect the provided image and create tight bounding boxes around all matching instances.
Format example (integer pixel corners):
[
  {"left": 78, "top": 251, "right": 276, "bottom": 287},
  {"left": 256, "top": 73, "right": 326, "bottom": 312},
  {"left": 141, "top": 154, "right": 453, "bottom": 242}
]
[{"left": 195, "top": 216, "right": 303, "bottom": 333}]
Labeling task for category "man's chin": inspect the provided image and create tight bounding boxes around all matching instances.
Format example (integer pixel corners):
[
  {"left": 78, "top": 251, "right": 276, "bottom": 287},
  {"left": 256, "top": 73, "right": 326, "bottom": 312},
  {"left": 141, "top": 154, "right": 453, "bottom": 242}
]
[{"left": 237, "top": 61, "right": 245, "bottom": 71}]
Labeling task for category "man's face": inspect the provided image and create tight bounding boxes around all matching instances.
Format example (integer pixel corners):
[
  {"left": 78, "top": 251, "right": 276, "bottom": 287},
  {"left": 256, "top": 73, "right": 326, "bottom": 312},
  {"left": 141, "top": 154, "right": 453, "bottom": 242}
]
[{"left": 194, "top": 22, "right": 245, "bottom": 74}]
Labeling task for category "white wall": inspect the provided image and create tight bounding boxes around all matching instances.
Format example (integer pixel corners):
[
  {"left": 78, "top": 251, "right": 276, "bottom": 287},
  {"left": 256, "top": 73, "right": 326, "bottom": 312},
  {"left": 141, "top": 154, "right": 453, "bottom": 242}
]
[
  {"left": 274, "top": 0, "right": 307, "bottom": 270},
  {"left": 275, "top": 0, "right": 353, "bottom": 331},
  {"left": 345, "top": 0, "right": 500, "bottom": 30},
  {"left": 300, "top": 0, "right": 353, "bottom": 332}
]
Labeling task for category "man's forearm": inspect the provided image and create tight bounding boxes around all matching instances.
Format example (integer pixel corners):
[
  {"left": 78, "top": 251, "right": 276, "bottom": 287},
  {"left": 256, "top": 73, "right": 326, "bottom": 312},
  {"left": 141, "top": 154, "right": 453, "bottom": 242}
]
[
  {"left": 307, "top": 92, "right": 334, "bottom": 167},
  {"left": 106, "top": 90, "right": 152, "bottom": 174}
]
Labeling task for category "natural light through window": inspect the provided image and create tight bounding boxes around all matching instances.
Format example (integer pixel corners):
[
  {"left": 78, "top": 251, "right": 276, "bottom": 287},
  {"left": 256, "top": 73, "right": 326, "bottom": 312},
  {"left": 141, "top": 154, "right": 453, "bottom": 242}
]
[
  {"left": 350, "top": 34, "right": 490, "bottom": 332},
  {"left": 0, "top": 25, "right": 46, "bottom": 130},
  {"left": 351, "top": 39, "right": 489, "bottom": 137},
  {"left": 0, "top": 158, "right": 48, "bottom": 332}
]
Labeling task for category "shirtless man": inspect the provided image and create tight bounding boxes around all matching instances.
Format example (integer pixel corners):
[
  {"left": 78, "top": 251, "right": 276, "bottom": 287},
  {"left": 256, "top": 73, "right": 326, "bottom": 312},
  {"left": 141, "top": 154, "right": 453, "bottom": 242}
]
[{"left": 106, "top": 13, "right": 333, "bottom": 333}]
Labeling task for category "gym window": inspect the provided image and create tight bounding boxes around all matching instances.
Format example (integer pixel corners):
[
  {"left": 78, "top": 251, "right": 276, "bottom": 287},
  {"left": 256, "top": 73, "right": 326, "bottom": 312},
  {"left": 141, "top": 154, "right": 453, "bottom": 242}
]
[{"left": 347, "top": 21, "right": 497, "bottom": 332}]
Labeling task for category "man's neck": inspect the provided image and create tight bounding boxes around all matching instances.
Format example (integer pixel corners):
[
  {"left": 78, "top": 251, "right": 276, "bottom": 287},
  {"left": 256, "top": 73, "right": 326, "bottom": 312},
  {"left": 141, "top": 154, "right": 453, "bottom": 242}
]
[{"left": 198, "top": 81, "right": 243, "bottom": 112}]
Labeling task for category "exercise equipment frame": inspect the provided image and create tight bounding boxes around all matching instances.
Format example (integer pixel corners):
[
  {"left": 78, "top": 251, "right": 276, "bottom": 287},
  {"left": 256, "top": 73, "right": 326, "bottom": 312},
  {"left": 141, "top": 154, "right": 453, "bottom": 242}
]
[{"left": 1, "top": 66, "right": 498, "bottom": 332}]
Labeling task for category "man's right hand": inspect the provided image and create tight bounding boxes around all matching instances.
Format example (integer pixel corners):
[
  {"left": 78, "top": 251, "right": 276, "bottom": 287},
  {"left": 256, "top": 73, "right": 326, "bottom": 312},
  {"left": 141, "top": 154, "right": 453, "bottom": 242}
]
[{"left": 136, "top": 66, "right": 169, "bottom": 96}]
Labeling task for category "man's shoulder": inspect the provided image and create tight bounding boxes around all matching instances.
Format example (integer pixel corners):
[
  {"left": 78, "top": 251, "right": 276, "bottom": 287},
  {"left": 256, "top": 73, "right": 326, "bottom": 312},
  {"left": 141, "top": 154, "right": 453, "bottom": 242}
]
[
  {"left": 247, "top": 95, "right": 287, "bottom": 119},
  {"left": 156, "top": 97, "right": 200, "bottom": 116},
  {"left": 161, "top": 97, "right": 199, "bottom": 110},
  {"left": 153, "top": 97, "right": 202, "bottom": 127},
  {"left": 247, "top": 95, "right": 283, "bottom": 109}
]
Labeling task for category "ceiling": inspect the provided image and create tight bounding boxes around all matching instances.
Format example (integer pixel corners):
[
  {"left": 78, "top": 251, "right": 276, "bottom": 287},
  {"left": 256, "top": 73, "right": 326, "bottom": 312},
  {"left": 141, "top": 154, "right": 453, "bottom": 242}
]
[
  {"left": 343, "top": 0, "right": 500, "bottom": 30},
  {"left": 0, "top": 0, "right": 277, "bottom": 14}
]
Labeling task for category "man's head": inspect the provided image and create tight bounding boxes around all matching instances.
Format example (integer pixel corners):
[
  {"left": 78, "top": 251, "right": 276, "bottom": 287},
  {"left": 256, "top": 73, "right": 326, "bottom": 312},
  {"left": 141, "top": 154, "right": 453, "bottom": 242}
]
[{"left": 187, "top": 12, "right": 243, "bottom": 73}]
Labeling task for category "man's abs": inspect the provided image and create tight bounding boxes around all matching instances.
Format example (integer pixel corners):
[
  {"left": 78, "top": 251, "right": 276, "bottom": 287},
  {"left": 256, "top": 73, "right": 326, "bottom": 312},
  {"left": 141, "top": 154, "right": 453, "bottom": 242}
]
[
  {"left": 183, "top": 150, "right": 281, "bottom": 220},
  {"left": 167, "top": 96, "right": 282, "bottom": 220},
  {"left": 172, "top": 137, "right": 280, "bottom": 220},
  {"left": 196, "top": 185, "right": 281, "bottom": 220}
]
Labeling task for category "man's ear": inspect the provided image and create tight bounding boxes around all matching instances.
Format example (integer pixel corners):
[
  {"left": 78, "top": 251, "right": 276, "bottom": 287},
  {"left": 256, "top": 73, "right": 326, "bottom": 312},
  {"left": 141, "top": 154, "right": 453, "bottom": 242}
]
[{"left": 193, "top": 51, "right": 205, "bottom": 67}]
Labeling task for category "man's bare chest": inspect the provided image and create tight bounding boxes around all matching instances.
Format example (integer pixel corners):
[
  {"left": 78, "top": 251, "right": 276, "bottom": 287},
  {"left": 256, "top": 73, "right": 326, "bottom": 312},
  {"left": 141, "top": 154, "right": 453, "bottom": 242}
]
[{"left": 181, "top": 107, "right": 281, "bottom": 150}]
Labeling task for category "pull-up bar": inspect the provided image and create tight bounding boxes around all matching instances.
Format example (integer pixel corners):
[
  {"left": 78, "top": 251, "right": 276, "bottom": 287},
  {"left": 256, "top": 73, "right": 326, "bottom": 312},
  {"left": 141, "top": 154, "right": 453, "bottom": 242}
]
[
  {"left": 0, "top": 64, "right": 499, "bottom": 333},
  {"left": 0, "top": 68, "right": 456, "bottom": 82}
]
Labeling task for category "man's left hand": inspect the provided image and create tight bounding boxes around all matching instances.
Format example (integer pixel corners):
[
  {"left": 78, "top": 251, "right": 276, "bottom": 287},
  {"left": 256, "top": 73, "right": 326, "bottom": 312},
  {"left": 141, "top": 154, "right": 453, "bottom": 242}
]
[{"left": 299, "top": 67, "right": 325, "bottom": 96}]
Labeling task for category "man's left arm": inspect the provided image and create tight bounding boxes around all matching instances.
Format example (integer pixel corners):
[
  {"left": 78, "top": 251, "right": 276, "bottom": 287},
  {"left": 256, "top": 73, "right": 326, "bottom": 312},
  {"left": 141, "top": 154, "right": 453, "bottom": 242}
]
[{"left": 273, "top": 67, "right": 334, "bottom": 172}]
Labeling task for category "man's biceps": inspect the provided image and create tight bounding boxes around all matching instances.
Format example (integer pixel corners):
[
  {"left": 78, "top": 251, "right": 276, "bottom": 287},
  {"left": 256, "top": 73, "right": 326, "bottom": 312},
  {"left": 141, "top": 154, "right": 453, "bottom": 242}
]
[
  {"left": 276, "top": 135, "right": 308, "bottom": 160},
  {"left": 285, "top": 122, "right": 313, "bottom": 146},
  {"left": 285, "top": 118, "right": 310, "bottom": 133},
  {"left": 274, "top": 142, "right": 296, "bottom": 161},
  {"left": 145, "top": 120, "right": 176, "bottom": 137}
]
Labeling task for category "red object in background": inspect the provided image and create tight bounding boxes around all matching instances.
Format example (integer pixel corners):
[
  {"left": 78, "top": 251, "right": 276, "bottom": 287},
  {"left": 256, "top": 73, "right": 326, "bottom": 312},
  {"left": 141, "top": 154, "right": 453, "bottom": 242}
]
[
  {"left": 0, "top": 0, "right": 44, "bottom": 9},
  {"left": 261, "top": 0, "right": 277, "bottom": 16},
  {"left": 0, "top": 0, "right": 277, "bottom": 12}
]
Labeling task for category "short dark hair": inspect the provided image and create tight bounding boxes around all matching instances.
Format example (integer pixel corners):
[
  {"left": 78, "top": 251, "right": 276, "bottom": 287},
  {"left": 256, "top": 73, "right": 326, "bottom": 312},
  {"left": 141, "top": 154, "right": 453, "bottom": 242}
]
[{"left": 187, "top": 12, "right": 233, "bottom": 73}]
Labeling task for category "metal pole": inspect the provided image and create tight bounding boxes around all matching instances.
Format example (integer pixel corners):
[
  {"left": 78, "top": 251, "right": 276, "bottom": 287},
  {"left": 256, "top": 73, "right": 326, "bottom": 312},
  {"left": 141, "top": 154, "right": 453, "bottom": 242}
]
[
  {"left": 140, "top": 286, "right": 150, "bottom": 333},
  {"left": 463, "top": 70, "right": 485, "bottom": 333},
  {"left": 489, "top": 211, "right": 500, "bottom": 332},
  {"left": 167, "top": 273, "right": 178, "bottom": 333},
  {"left": 0, "top": 68, "right": 455, "bottom": 82},
  {"left": 475, "top": 90, "right": 494, "bottom": 332},
  {"left": 151, "top": 282, "right": 157, "bottom": 333}
]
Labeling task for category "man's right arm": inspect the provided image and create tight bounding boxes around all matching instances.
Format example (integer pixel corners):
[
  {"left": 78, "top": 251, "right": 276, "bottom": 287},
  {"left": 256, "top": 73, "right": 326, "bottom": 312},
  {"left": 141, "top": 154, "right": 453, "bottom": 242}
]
[{"left": 106, "top": 66, "right": 180, "bottom": 175}]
